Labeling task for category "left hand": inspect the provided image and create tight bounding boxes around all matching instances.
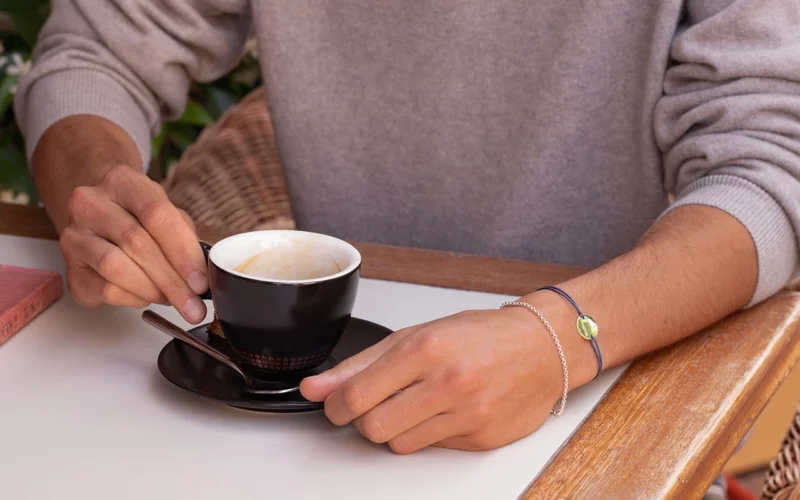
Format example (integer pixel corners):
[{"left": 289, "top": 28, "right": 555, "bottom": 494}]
[{"left": 299, "top": 308, "right": 564, "bottom": 454}]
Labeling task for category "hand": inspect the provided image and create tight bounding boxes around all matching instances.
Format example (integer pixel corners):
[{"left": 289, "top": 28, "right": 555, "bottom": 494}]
[
  {"left": 59, "top": 165, "right": 209, "bottom": 323},
  {"left": 299, "top": 308, "right": 563, "bottom": 454}
]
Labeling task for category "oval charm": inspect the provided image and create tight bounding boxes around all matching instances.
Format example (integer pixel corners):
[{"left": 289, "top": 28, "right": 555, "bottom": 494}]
[{"left": 577, "top": 315, "right": 598, "bottom": 340}]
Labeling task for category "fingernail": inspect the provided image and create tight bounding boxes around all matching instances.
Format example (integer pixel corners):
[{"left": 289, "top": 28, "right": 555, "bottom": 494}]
[
  {"left": 187, "top": 272, "right": 208, "bottom": 295},
  {"left": 183, "top": 297, "right": 205, "bottom": 323}
]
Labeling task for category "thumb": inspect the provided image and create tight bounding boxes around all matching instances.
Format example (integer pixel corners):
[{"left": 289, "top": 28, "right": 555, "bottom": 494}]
[{"left": 299, "top": 324, "right": 421, "bottom": 402}]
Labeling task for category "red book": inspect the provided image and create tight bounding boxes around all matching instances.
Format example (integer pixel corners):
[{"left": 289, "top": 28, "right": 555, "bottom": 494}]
[{"left": 0, "top": 265, "right": 63, "bottom": 346}]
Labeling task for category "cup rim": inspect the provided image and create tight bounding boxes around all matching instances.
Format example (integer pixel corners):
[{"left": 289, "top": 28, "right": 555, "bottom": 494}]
[{"left": 207, "top": 230, "right": 362, "bottom": 285}]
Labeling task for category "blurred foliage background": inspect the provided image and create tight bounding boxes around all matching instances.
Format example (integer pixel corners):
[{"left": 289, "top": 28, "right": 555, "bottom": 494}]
[{"left": 0, "top": 0, "right": 260, "bottom": 205}]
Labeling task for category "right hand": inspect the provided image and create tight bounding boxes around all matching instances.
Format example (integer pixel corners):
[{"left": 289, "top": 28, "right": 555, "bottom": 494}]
[{"left": 59, "top": 165, "right": 209, "bottom": 323}]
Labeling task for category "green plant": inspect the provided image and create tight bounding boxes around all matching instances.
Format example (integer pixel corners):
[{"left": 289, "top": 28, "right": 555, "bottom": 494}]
[{"left": 0, "top": 1, "right": 261, "bottom": 204}]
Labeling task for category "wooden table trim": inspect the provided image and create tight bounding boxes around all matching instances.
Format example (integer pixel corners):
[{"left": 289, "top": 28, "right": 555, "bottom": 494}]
[{"left": 3, "top": 203, "right": 800, "bottom": 499}]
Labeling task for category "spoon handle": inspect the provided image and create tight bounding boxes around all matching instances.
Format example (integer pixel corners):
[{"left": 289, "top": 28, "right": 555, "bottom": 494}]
[{"left": 141, "top": 310, "right": 252, "bottom": 386}]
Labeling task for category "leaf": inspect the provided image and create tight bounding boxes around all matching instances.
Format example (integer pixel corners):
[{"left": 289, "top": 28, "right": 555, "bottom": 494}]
[
  {"left": 164, "top": 123, "right": 199, "bottom": 151},
  {"left": 206, "top": 86, "right": 236, "bottom": 119},
  {"left": 0, "top": 147, "right": 25, "bottom": 186},
  {"left": 8, "top": 5, "right": 49, "bottom": 48},
  {"left": 0, "top": 142, "right": 38, "bottom": 203},
  {"left": 175, "top": 101, "right": 213, "bottom": 127},
  {"left": 18, "top": 168, "right": 37, "bottom": 204},
  {"left": 151, "top": 131, "right": 166, "bottom": 160},
  {"left": 0, "top": 74, "right": 16, "bottom": 117}
]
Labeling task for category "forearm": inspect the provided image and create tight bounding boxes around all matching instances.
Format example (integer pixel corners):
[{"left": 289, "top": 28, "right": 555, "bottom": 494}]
[
  {"left": 523, "top": 205, "right": 758, "bottom": 388},
  {"left": 32, "top": 116, "right": 143, "bottom": 233},
  {"left": 16, "top": 0, "right": 252, "bottom": 236}
]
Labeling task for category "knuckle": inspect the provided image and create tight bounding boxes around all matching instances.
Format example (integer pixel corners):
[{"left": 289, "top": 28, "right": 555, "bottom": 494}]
[
  {"left": 68, "top": 283, "right": 99, "bottom": 308},
  {"left": 467, "top": 431, "right": 500, "bottom": 451},
  {"left": 358, "top": 416, "right": 388, "bottom": 443},
  {"left": 100, "top": 282, "right": 120, "bottom": 304},
  {"left": 442, "top": 363, "right": 478, "bottom": 392},
  {"left": 67, "top": 186, "right": 96, "bottom": 222},
  {"left": 412, "top": 332, "right": 446, "bottom": 360},
  {"left": 149, "top": 178, "right": 168, "bottom": 196},
  {"left": 323, "top": 403, "right": 345, "bottom": 426},
  {"left": 59, "top": 228, "right": 78, "bottom": 256},
  {"left": 120, "top": 225, "right": 155, "bottom": 256},
  {"left": 95, "top": 247, "right": 123, "bottom": 276},
  {"left": 67, "top": 282, "right": 86, "bottom": 305},
  {"left": 341, "top": 384, "right": 368, "bottom": 415},
  {"left": 58, "top": 237, "right": 69, "bottom": 257},
  {"left": 139, "top": 202, "right": 173, "bottom": 231},
  {"left": 146, "top": 289, "right": 167, "bottom": 305},
  {"left": 388, "top": 435, "right": 414, "bottom": 455},
  {"left": 162, "top": 273, "right": 189, "bottom": 296},
  {"left": 102, "top": 165, "right": 131, "bottom": 187},
  {"left": 65, "top": 269, "right": 89, "bottom": 306},
  {"left": 472, "top": 400, "right": 494, "bottom": 424},
  {"left": 73, "top": 294, "right": 99, "bottom": 308},
  {"left": 178, "top": 209, "right": 196, "bottom": 229}
]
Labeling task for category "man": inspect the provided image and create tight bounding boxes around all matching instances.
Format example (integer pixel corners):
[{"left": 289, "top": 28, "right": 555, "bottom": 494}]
[{"left": 15, "top": 0, "right": 799, "bottom": 457}]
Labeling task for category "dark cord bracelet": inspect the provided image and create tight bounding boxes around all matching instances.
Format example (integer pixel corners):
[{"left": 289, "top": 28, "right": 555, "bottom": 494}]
[{"left": 537, "top": 285, "right": 603, "bottom": 380}]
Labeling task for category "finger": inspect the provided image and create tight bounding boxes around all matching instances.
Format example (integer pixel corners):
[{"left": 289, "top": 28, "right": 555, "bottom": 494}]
[
  {"left": 178, "top": 209, "right": 196, "bottom": 234},
  {"left": 434, "top": 434, "right": 494, "bottom": 452},
  {"left": 352, "top": 380, "right": 453, "bottom": 444},
  {"left": 386, "top": 413, "right": 468, "bottom": 455},
  {"left": 66, "top": 264, "right": 102, "bottom": 308},
  {"left": 300, "top": 324, "right": 422, "bottom": 402},
  {"left": 76, "top": 191, "right": 206, "bottom": 323},
  {"left": 322, "top": 332, "right": 431, "bottom": 426},
  {"left": 68, "top": 265, "right": 149, "bottom": 309},
  {"left": 62, "top": 228, "right": 167, "bottom": 305},
  {"left": 103, "top": 166, "right": 208, "bottom": 294},
  {"left": 436, "top": 414, "right": 545, "bottom": 452}
]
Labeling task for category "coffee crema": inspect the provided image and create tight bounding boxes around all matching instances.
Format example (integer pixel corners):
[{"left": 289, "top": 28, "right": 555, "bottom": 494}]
[{"left": 233, "top": 245, "right": 344, "bottom": 281}]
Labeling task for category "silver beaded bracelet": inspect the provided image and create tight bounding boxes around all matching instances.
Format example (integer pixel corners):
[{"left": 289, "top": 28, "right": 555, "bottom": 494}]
[{"left": 501, "top": 300, "right": 569, "bottom": 416}]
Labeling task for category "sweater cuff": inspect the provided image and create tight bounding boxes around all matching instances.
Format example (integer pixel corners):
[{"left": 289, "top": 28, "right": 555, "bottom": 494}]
[
  {"left": 18, "top": 68, "right": 152, "bottom": 171},
  {"left": 664, "top": 174, "right": 798, "bottom": 307}
]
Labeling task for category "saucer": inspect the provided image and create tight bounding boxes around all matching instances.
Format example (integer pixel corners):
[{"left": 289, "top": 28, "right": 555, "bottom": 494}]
[{"left": 157, "top": 317, "right": 392, "bottom": 413}]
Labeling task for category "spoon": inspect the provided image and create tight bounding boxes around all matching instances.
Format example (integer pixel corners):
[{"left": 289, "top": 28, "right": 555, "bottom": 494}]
[{"left": 141, "top": 310, "right": 299, "bottom": 395}]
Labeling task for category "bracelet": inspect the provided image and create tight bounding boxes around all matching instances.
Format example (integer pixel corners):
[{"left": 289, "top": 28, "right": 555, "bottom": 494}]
[
  {"left": 537, "top": 286, "right": 603, "bottom": 380},
  {"left": 500, "top": 300, "right": 569, "bottom": 416}
]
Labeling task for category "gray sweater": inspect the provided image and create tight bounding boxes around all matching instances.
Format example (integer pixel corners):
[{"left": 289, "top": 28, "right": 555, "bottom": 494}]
[{"left": 15, "top": 0, "right": 800, "bottom": 305}]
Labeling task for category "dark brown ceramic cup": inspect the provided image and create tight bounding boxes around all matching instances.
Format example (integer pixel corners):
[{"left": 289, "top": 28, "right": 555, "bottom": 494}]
[{"left": 198, "top": 230, "right": 361, "bottom": 377}]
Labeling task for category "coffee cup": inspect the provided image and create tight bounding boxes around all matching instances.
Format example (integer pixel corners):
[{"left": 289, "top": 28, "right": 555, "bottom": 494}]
[{"left": 197, "top": 230, "right": 361, "bottom": 377}]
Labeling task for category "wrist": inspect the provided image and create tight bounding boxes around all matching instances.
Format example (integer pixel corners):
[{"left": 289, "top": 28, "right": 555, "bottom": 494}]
[
  {"left": 519, "top": 289, "right": 599, "bottom": 390},
  {"left": 499, "top": 304, "right": 568, "bottom": 413},
  {"left": 32, "top": 116, "right": 142, "bottom": 232}
]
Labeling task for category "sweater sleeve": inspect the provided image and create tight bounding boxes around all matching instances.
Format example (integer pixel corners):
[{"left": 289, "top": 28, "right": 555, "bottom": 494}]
[
  {"left": 654, "top": 0, "right": 800, "bottom": 306},
  {"left": 13, "top": 0, "right": 251, "bottom": 171}
]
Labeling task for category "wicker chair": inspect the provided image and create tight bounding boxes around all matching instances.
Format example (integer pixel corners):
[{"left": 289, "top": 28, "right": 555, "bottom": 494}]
[
  {"left": 162, "top": 86, "right": 295, "bottom": 232},
  {"left": 763, "top": 406, "right": 800, "bottom": 500}
]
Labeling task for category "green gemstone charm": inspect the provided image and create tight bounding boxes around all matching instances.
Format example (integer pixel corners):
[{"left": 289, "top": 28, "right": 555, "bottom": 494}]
[{"left": 576, "top": 314, "right": 598, "bottom": 340}]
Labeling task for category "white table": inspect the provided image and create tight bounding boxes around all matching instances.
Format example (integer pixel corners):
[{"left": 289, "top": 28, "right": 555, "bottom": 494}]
[{"left": 0, "top": 234, "right": 624, "bottom": 500}]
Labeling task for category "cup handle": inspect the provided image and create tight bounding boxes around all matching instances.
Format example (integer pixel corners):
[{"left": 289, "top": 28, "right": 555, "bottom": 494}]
[{"left": 199, "top": 241, "right": 213, "bottom": 301}]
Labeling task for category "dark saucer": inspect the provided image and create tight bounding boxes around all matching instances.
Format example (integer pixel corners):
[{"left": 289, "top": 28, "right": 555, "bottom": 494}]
[{"left": 157, "top": 317, "right": 392, "bottom": 413}]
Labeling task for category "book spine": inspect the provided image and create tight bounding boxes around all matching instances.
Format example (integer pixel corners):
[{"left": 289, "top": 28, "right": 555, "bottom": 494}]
[{"left": 0, "top": 275, "right": 63, "bottom": 346}]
